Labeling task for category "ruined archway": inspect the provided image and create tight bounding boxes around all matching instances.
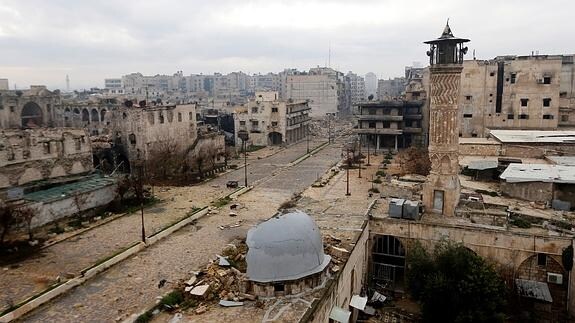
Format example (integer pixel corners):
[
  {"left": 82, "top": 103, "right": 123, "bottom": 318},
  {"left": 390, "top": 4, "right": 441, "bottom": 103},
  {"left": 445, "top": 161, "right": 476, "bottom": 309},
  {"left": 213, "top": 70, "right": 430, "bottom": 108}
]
[
  {"left": 91, "top": 109, "right": 99, "bottom": 123},
  {"left": 268, "top": 132, "right": 283, "bottom": 145},
  {"left": 81, "top": 109, "right": 90, "bottom": 123},
  {"left": 371, "top": 235, "right": 406, "bottom": 291},
  {"left": 21, "top": 102, "right": 43, "bottom": 128}
]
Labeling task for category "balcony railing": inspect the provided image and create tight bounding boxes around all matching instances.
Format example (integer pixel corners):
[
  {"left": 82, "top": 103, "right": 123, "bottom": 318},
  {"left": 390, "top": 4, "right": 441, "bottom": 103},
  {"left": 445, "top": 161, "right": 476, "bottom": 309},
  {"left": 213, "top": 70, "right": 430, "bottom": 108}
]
[
  {"left": 356, "top": 115, "right": 403, "bottom": 121},
  {"left": 355, "top": 128, "right": 403, "bottom": 135}
]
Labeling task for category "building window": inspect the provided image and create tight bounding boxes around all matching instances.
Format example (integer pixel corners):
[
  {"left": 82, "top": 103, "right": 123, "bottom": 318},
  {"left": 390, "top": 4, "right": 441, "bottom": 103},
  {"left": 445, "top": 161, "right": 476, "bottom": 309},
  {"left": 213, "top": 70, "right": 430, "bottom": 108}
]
[
  {"left": 537, "top": 253, "right": 547, "bottom": 267},
  {"left": 543, "top": 98, "right": 551, "bottom": 107},
  {"left": 178, "top": 113, "right": 182, "bottom": 122},
  {"left": 43, "top": 142, "right": 51, "bottom": 154},
  {"left": 75, "top": 138, "right": 81, "bottom": 151},
  {"left": 274, "top": 284, "right": 285, "bottom": 292},
  {"left": 271, "top": 121, "right": 278, "bottom": 127},
  {"left": 465, "top": 95, "right": 472, "bottom": 101},
  {"left": 543, "top": 76, "right": 551, "bottom": 84},
  {"left": 272, "top": 107, "right": 278, "bottom": 113},
  {"left": 251, "top": 107, "right": 258, "bottom": 113},
  {"left": 543, "top": 114, "right": 554, "bottom": 120},
  {"left": 368, "top": 122, "right": 376, "bottom": 129},
  {"left": 519, "top": 114, "right": 529, "bottom": 120},
  {"left": 159, "top": 114, "right": 165, "bottom": 124},
  {"left": 369, "top": 109, "right": 376, "bottom": 115},
  {"left": 189, "top": 112, "right": 193, "bottom": 121},
  {"left": 251, "top": 120, "right": 258, "bottom": 127},
  {"left": 129, "top": 134, "right": 137, "bottom": 145},
  {"left": 507, "top": 114, "right": 515, "bottom": 120},
  {"left": 510, "top": 73, "right": 516, "bottom": 84},
  {"left": 520, "top": 98, "right": 529, "bottom": 107},
  {"left": 490, "top": 72, "right": 495, "bottom": 77},
  {"left": 9, "top": 106, "right": 15, "bottom": 113},
  {"left": 463, "top": 114, "right": 473, "bottom": 118},
  {"left": 561, "top": 115, "right": 569, "bottom": 122},
  {"left": 240, "top": 121, "right": 246, "bottom": 126}
]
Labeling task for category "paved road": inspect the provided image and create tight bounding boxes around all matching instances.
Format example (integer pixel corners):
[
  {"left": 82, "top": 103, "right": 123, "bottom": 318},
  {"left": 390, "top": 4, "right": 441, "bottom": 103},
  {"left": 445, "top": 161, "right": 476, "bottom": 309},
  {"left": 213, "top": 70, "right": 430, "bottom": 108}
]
[
  {"left": 0, "top": 140, "right": 322, "bottom": 314},
  {"left": 19, "top": 140, "right": 343, "bottom": 322}
]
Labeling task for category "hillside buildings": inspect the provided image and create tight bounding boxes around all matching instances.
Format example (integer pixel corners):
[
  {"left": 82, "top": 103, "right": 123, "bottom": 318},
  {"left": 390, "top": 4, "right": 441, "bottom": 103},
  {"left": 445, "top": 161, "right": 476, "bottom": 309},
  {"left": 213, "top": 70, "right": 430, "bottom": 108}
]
[{"left": 233, "top": 92, "right": 311, "bottom": 147}]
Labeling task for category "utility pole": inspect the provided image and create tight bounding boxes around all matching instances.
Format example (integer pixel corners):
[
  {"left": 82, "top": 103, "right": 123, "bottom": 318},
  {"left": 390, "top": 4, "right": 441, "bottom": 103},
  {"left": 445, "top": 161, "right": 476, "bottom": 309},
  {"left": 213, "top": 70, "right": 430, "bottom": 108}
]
[
  {"left": 306, "top": 123, "right": 310, "bottom": 153},
  {"left": 358, "top": 136, "right": 362, "bottom": 178},
  {"left": 243, "top": 139, "right": 248, "bottom": 187},
  {"left": 327, "top": 114, "right": 331, "bottom": 144},
  {"left": 346, "top": 149, "right": 351, "bottom": 196},
  {"left": 135, "top": 156, "right": 146, "bottom": 243}
]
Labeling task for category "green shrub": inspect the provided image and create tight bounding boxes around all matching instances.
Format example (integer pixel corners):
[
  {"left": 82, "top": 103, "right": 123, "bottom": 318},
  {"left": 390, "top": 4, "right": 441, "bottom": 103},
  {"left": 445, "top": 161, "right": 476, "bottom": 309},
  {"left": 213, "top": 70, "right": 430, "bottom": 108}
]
[
  {"left": 372, "top": 178, "right": 382, "bottom": 184},
  {"left": 369, "top": 188, "right": 380, "bottom": 193},
  {"left": 135, "top": 310, "right": 153, "bottom": 323},
  {"left": 212, "top": 196, "right": 232, "bottom": 208},
  {"left": 510, "top": 216, "right": 531, "bottom": 228},
  {"left": 376, "top": 170, "right": 386, "bottom": 177},
  {"left": 160, "top": 290, "right": 184, "bottom": 307}
]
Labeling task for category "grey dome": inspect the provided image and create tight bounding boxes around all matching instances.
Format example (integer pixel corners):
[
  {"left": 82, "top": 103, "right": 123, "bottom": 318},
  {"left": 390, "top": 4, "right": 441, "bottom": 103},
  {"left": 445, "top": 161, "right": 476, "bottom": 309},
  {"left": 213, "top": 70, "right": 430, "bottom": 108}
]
[{"left": 246, "top": 210, "right": 331, "bottom": 283}]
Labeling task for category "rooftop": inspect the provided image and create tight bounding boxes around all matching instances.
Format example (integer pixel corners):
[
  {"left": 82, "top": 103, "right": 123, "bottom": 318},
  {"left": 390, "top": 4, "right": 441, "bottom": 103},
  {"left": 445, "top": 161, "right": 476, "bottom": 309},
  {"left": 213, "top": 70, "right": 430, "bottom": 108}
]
[
  {"left": 24, "top": 175, "right": 117, "bottom": 203},
  {"left": 546, "top": 156, "right": 575, "bottom": 166},
  {"left": 500, "top": 164, "right": 575, "bottom": 184},
  {"left": 490, "top": 130, "right": 575, "bottom": 144}
]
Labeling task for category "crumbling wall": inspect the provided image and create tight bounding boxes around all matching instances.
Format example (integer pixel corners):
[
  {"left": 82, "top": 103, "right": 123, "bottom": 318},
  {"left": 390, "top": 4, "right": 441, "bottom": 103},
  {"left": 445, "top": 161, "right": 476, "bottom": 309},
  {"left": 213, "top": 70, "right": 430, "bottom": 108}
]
[
  {"left": 501, "top": 181, "right": 553, "bottom": 203},
  {"left": 459, "top": 142, "right": 501, "bottom": 156},
  {"left": 300, "top": 221, "right": 369, "bottom": 323},
  {"left": 0, "top": 128, "right": 93, "bottom": 189}
]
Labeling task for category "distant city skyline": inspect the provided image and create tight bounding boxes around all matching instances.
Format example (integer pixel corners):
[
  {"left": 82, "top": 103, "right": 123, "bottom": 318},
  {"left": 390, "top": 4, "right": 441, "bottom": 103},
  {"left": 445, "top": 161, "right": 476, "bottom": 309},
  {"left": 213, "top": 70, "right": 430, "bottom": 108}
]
[{"left": 0, "top": 0, "right": 573, "bottom": 90}]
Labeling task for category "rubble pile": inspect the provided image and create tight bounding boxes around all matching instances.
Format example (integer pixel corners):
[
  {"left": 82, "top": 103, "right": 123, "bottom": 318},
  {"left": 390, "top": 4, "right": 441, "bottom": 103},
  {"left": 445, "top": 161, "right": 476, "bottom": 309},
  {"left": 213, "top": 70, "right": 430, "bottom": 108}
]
[
  {"left": 173, "top": 241, "right": 254, "bottom": 315},
  {"left": 323, "top": 234, "right": 351, "bottom": 274}
]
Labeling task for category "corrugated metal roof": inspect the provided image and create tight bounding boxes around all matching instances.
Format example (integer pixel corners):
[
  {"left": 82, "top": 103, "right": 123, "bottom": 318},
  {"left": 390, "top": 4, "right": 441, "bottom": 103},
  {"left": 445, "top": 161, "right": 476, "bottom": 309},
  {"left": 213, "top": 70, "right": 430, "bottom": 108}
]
[
  {"left": 24, "top": 176, "right": 117, "bottom": 203},
  {"left": 515, "top": 279, "right": 553, "bottom": 302},
  {"left": 546, "top": 156, "right": 575, "bottom": 166},
  {"left": 246, "top": 210, "right": 331, "bottom": 283},
  {"left": 490, "top": 130, "right": 575, "bottom": 144},
  {"left": 468, "top": 160, "right": 498, "bottom": 170},
  {"left": 500, "top": 164, "right": 575, "bottom": 184}
]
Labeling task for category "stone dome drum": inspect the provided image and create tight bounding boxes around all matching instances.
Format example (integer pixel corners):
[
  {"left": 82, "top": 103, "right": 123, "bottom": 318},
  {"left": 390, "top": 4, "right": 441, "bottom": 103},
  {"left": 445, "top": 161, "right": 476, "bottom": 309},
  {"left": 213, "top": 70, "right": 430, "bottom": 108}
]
[{"left": 246, "top": 210, "right": 331, "bottom": 283}]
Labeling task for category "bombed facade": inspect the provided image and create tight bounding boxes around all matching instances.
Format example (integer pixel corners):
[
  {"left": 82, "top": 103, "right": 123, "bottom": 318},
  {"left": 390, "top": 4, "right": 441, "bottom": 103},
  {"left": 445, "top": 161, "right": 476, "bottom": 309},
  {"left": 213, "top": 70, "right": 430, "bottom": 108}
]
[{"left": 233, "top": 92, "right": 311, "bottom": 147}]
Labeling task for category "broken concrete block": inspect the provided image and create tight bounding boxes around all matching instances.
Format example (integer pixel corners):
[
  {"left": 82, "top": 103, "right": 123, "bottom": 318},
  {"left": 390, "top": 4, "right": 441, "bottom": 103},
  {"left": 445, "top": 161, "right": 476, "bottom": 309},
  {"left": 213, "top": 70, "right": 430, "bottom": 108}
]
[
  {"left": 219, "top": 300, "right": 244, "bottom": 307},
  {"left": 330, "top": 246, "right": 350, "bottom": 258},
  {"left": 190, "top": 285, "right": 210, "bottom": 297},
  {"left": 185, "top": 276, "right": 197, "bottom": 286},
  {"left": 217, "top": 255, "right": 231, "bottom": 266},
  {"left": 239, "top": 293, "right": 256, "bottom": 301},
  {"left": 195, "top": 305, "right": 208, "bottom": 314}
]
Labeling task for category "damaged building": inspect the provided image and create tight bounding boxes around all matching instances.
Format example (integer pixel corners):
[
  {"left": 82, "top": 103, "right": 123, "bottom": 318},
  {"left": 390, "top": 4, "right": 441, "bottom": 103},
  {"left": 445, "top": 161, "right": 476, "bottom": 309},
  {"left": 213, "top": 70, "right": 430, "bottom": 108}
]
[
  {"left": 233, "top": 92, "right": 311, "bottom": 147},
  {"left": 0, "top": 86, "right": 61, "bottom": 129},
  {"left": 354, "top": 100, "right": 425, "bottom": 150}
]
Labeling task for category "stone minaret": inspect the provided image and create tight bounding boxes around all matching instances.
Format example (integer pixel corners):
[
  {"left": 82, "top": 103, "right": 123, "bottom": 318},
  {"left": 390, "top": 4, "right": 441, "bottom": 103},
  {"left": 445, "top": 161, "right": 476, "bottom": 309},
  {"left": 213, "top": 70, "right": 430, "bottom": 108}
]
[{"left": 422, "top": 23, "right": 469, "bottom": 216}]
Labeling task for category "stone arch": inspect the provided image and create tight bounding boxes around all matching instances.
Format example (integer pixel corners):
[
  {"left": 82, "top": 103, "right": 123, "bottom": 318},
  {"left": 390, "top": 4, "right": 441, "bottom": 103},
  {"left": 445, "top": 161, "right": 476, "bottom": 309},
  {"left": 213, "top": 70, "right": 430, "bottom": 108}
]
[
  {"left": 18, "top": 167, "right": 43, "bottom": 185},
  {"left": 371, "top": 235, "right": 406, "bottom": 290},
  {"left": 81, "top": 109, "right": 90, "bottom": 122},
  {"left": 73, "top": 108, "right": 80, "bottom": 115},
  {"left": 91, "top": 109, "right": 99, "bottom": 123},
  {"left": 441, "top": 155, "right": 451, "bottom": 173},
  {"left": 268, "top": 132, "right": 283, "bottom": 145},
  {"left": 50, "top": 165, "right": 67, "bottom": 178},
  {"left": 100, "top": 109, "right": 107, "bottom": 122},
  {"left": 21, "top": 102, "right": 43, "bottom": 128},
  {"left": 70, "top": 161, "right": 86, "bottom": 174}
]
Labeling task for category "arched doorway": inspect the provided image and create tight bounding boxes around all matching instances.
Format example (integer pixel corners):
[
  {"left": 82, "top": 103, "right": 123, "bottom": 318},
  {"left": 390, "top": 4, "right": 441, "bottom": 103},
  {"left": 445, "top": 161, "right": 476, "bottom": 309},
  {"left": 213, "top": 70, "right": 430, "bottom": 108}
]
[
  {"left": 21, "top": 102, "right": 43, "bottom": 128},
  {"left": 82, "top": 109, "right": 90, "bottom": 123},
  {"left": 371, "top": 235, "right": 406, "bottom": 291},
  {"left": 91, "top": 109, "right": 99, "bottom": 123},
  {"left": 268, "top": 132, "right": 283, "bottom": 145}
]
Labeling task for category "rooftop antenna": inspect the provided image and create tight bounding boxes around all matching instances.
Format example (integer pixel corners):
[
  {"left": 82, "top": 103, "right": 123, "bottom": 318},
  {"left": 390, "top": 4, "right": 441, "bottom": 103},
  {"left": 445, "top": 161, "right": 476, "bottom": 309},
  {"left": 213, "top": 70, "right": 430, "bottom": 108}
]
[
  {"left": 66, "top": 74, "right": 70, "bottom": 92},
  {"left": 328, "top": 42, "right": 332, "bottom": 68}
]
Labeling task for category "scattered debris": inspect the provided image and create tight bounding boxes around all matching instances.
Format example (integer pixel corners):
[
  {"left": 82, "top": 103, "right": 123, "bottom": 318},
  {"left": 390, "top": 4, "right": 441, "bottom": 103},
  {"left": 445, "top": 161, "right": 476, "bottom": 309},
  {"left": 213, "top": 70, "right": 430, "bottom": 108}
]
[
  {"left": 219, "top": 300, "right": 244, "bottom": 307},
  {"left": 158, "top": 279, "right": 167, "bottom": 288},
  {"left": 190, "top": 285, "right": 210, "bottom": 297},
  {"left": 217, "top": 255, "right": 231, "bottom": 266},
  {"left": 195, "top": 305, "right": 208, "bottom": 314}
]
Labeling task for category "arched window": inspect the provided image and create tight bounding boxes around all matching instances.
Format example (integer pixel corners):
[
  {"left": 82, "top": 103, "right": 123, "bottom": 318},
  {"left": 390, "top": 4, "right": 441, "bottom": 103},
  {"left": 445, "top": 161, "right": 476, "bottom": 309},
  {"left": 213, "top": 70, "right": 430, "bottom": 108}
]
[
  {"left": 91, "top": 109, "right": 99, "bottom": 122},
  {"left": 100, "top": 109, "right": 107, "bottom": 121},
  {"left": 82, "top": 109, "right": 90, "bottom": 122},
  {"left": 21, "top": 102, "right": 43, "bottom": 128}
]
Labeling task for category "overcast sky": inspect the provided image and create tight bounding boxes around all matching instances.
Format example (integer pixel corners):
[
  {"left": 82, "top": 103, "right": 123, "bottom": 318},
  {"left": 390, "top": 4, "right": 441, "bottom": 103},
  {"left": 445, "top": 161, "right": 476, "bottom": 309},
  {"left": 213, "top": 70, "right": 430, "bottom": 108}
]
[{"left": 0, "top": 0, "right": 572, "bottom": 90}]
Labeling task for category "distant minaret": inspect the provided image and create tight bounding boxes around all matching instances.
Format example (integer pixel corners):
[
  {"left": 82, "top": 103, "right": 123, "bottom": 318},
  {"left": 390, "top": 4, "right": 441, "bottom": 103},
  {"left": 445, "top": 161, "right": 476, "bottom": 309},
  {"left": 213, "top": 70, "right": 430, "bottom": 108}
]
[
  {"left": 66, "top": 74, "right": 70, "bottom": 92},
  {"left": 422, "top": 21, "right": 469, "bottom": 216}
]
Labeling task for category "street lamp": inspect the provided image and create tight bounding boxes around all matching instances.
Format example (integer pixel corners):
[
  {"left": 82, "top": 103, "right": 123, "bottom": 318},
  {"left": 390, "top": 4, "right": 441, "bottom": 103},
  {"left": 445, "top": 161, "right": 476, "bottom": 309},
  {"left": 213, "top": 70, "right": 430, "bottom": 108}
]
[
  {"left": 134, "top": 153, "right": 146, "bottom": 243},
  {"left": 346, "top": 149, "right": 351, "bottom": 196},
  {"left": 238, "top": 130, "right": 249, "bottom": 187},
  {"left": 306, "top": 123, "right": 310, "bottom": 154}
]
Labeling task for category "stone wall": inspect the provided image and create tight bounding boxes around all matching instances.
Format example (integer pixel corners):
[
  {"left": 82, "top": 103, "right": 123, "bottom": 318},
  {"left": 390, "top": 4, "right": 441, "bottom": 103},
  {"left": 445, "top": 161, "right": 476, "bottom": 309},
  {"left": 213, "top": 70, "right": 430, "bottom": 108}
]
[
  {"left": 459, "top": 142, "right": 501, "bottom": 156},
  {"left": 0, "top": 128, "right": 93, "bottom": 189},
  {"left": 26, "top": 182, "right": 116, "bottom": 228},
  {"left": 501, "top": 181, "right": 553, "bottom": 203},
  {"left": 300, "top": 220, "right": 369, "bottom": 323},
  {"left": 369, "top": 217, "right": 575, "bottom": 316}
]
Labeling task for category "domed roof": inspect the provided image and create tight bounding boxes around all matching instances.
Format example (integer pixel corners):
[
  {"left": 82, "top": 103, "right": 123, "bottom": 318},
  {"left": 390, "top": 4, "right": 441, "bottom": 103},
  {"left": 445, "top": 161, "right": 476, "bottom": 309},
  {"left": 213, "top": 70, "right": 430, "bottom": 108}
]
[{"left": 246, "top": 210, "right": 331, "bottom": 283}]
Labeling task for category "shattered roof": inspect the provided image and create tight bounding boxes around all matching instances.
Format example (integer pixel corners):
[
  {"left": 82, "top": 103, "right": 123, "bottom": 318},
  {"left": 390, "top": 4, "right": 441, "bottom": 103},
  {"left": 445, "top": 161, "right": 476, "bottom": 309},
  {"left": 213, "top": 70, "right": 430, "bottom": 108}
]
[
  {"left": 490, "top": 130, "right": 575, "bottom": 144},
  {"left": 515, "top": 279, "right": 553, "bottom": 302},
  {"left": 500, "top": 164, "right": 575, "bottom": 184},
  {"left": 246, "top": 210, "right": 331, "bottom": 283}
]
